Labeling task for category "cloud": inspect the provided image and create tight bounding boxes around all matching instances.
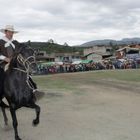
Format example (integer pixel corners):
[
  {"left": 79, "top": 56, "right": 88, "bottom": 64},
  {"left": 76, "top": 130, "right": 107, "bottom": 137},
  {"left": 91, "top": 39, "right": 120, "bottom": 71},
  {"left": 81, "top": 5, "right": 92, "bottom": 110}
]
[{"left": 0, "top": 0, "right": 140, "bottom": 45}]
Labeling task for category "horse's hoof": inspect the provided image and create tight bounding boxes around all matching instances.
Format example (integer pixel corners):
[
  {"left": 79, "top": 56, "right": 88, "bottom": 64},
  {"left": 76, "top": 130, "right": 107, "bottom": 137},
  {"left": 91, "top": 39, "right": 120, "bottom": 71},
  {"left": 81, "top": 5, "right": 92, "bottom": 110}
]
[
  {"left": 15, "top": 136, "right": 22, "bottom": 140},
  {"left": 32, "top": 119, "right": 39, "bottom": 126}
]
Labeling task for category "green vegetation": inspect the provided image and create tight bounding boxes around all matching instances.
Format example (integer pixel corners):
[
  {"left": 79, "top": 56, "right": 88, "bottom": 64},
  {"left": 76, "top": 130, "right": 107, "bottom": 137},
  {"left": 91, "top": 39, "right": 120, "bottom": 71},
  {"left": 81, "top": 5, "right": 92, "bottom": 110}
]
[
  {"left": 33, "top": 69, "right": 140, "bottom": 91},
  {"left": 30, "top": 42, "right": 84, "bottom": 54}
]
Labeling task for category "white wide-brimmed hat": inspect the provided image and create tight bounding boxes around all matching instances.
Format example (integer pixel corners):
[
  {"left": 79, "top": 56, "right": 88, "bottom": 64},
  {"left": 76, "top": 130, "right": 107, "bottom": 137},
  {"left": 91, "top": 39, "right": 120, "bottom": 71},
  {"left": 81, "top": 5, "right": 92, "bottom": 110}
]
[{"left": 0, "top": 25, "right": 18, "bottom": 33}]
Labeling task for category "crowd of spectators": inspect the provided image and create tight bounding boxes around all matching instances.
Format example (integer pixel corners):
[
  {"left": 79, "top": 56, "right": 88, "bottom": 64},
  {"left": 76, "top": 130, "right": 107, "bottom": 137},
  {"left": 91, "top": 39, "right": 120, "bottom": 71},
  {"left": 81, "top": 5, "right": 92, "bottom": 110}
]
[{"left": 36, "top": 58, "right": 140, "bottom": 75}]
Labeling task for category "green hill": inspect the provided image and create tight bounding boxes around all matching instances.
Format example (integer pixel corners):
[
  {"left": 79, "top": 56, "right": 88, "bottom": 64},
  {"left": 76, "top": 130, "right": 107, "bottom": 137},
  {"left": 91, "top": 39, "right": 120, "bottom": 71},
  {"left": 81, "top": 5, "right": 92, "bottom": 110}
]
[{"left": 30, "top": 42, "right": 84, "bottom": 54}]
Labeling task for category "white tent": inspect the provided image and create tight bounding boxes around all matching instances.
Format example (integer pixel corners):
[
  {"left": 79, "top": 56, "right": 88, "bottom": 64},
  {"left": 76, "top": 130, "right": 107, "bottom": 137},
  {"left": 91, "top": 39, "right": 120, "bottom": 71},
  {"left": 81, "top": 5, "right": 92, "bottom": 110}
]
[
  {"left": 72, "top": 60, "right": 82, "bottom": 64},
  {"left": 55, "top": 62, "right": 63, "bottom": 65}
]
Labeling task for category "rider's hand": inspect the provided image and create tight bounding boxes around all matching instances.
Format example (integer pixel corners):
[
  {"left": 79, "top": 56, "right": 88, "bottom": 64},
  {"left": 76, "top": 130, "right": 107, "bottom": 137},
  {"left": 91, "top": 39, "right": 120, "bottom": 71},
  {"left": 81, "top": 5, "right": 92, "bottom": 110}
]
[{"left": 4, "top": 57, "right": 11, "bottom": 63}]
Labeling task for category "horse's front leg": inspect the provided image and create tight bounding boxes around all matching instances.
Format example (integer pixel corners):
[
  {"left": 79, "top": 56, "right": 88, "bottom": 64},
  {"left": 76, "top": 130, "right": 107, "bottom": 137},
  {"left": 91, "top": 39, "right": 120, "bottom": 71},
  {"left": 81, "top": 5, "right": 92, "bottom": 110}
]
[
  {"left": 28, "top": 103, "right": 40, "bottom": 126},
  {"left": 10, "top": 107, "right": 21, "bottom": 140},
  {"left": 33, "top": 104, "right": 40, "bottom": 126},
  {"left": 1, "top": 107, "right": 8, "bottom": 125}
]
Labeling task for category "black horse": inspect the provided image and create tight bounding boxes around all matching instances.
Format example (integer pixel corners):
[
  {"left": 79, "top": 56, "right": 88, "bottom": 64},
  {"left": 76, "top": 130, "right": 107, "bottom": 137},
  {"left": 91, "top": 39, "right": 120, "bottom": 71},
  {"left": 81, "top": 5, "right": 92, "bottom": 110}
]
[{"left": 1, "top": 43, "right": 40, "bottom": 140}]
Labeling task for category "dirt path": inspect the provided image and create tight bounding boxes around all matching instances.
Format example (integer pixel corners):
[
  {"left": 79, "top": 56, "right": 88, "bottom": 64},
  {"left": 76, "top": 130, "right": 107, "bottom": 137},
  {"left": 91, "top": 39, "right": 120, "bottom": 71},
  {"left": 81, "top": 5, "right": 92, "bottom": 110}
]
[{"left": 1, "top": 80, "right": 140, "bottom": 140}]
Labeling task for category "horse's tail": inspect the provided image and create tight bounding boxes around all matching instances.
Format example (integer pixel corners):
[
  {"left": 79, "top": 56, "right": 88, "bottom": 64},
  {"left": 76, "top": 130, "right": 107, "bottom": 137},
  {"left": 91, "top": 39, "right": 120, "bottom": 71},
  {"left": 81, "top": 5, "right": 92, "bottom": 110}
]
[{"left": 0, "top": 100, "right": 9, "bottom": 108}]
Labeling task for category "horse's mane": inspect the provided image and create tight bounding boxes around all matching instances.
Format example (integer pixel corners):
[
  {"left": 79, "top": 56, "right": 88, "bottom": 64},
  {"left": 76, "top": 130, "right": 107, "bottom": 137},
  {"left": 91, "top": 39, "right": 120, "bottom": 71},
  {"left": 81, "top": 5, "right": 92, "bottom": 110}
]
[
  {"left": 8, "top": 54, "right": 19, "bottom": 71},
  {"left": 8, "top": 43, "right": 28, "bottom": 71}
]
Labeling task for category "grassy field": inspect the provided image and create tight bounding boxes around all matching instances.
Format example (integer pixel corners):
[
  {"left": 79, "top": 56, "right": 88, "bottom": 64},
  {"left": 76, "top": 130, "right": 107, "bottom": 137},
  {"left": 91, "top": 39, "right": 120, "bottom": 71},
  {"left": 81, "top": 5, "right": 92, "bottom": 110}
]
[{"left": 33, "top": 69, "right": 140, "bottom": 92}]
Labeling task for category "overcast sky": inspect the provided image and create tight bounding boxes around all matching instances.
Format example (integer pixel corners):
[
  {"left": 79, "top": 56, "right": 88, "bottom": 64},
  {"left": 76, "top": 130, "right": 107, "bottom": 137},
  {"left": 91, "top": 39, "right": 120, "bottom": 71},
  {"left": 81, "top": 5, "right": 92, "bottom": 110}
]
[{"left": 0, "top": 0, "right": 140, "bottom": 46}]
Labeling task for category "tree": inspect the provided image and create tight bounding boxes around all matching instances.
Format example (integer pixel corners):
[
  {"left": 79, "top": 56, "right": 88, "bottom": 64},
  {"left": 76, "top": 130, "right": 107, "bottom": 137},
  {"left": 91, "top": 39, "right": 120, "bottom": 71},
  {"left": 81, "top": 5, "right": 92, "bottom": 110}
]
[
  {"left": 64, "top": 42, "right": 69, "bottom": 46},
  {"left": 48, "top": 39, "right": 54, "bottom": 44}
]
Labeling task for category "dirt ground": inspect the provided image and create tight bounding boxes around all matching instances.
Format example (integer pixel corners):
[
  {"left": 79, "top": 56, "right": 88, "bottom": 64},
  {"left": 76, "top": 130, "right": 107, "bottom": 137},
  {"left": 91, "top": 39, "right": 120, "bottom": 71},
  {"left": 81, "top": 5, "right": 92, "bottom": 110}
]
[{"left": 1, "top": 79, "right": 140, "bottom": 140}]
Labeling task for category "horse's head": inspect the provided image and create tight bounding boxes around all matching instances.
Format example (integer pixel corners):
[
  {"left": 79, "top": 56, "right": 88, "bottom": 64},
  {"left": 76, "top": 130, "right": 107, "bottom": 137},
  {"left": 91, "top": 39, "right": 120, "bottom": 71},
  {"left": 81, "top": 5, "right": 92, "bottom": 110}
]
[{"left": 13, "top": 43, "right": 37, "bottom": 73}]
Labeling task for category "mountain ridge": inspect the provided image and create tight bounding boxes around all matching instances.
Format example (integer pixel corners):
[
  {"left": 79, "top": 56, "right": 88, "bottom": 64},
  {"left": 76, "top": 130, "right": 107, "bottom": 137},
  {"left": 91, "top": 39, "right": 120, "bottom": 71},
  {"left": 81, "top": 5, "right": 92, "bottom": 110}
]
[{"left": 80, "top": 37, "right": 140, "bottom": 47}]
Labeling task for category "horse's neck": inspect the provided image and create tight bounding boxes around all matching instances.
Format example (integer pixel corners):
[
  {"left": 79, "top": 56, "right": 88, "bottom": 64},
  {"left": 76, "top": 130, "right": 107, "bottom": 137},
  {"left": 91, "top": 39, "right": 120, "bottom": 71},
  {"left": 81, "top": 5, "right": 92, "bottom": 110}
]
[
  {"left": 8, "top": 57, "right": 25, "bottom": 71},
  {"left": 7, "top": 59, "right": 27, "bottom": 82}
]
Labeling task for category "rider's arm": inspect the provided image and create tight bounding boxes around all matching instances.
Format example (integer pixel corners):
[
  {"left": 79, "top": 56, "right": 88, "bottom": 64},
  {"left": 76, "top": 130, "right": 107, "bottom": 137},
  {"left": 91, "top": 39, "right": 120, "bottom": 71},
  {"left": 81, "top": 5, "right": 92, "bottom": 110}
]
[
  {"left": 0, "top": 55, "right": 6, "bottom": 60},
  {"left": 0, "top": 55, "right": 10, "bottom": 63},
  {"left": 0, "top": 39, "right": 11, "bottom": 63}
]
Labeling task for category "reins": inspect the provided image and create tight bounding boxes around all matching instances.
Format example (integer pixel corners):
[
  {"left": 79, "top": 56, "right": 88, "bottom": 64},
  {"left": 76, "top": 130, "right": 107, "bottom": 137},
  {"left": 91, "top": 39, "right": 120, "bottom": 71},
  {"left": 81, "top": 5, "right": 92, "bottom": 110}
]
[{"left": 13, "top": 53, "right": 36, "bottom": 90}]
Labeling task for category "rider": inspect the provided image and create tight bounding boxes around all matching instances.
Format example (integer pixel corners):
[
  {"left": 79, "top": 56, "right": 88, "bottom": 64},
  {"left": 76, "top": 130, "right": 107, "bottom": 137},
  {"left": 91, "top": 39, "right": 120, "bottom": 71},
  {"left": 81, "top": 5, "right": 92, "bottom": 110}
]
[
  {"left": 0, "top": 25, "right": 38, "bottom": 93},
  {"left": 0, "top": 25, "right": 19, "bottom": 69}
]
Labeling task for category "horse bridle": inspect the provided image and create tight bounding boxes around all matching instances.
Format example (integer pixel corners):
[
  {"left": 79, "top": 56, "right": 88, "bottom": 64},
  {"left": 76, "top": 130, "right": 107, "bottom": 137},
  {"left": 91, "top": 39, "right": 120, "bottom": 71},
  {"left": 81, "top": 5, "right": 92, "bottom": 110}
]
[
  {"left": 13, "top": 53, "right": 36, "bottom": 90},
  {"left": 17, "top": 54, "right": 36, "bottom": 70}
]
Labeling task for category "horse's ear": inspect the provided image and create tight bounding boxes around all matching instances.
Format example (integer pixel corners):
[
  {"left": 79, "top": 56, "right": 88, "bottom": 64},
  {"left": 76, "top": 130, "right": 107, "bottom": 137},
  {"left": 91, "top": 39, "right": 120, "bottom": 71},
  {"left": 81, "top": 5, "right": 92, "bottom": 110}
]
[{"left": 15, "top": 43, "right": 25, "bottom": 54}]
